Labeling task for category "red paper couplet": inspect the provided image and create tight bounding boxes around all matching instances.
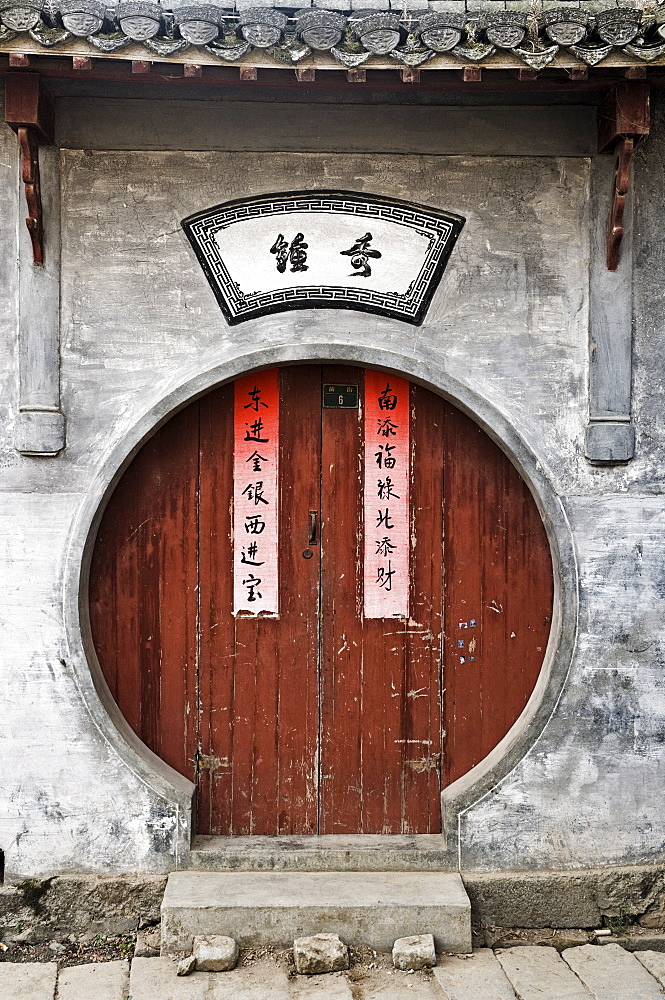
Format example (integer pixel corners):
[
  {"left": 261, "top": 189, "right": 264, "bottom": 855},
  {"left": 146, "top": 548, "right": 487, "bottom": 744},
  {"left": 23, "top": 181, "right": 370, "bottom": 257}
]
[
  {"left": 233, "top": 370, "right": 279, "bottom": 616},
  {"left": 364, "top": 370, "right": 410, "bottom": 618}
]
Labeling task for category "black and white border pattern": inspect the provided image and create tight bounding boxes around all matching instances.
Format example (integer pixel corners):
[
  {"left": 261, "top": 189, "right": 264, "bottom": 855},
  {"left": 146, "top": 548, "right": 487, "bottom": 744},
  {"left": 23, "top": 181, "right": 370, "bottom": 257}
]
[{"left": 182, "top": 191, "right": 465, "bottom": 326}]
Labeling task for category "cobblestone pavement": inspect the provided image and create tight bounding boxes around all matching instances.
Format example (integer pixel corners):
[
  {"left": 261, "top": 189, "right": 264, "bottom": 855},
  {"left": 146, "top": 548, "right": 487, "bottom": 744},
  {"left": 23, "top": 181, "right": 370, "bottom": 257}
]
[{"left": 1, "top": 945, "right": 665, "bottom": 999}]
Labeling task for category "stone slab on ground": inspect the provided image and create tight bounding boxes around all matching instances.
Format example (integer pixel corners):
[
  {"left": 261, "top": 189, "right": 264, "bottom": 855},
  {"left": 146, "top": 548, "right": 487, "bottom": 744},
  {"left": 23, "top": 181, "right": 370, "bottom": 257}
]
[
  {"left": 0, "top": 962, "right": 58, "bottom": 1000},
  {"left": 562, "top": 943, "right": 665, "bottom": 1000},
  {"left": 289, "top": 971, "right": 353, "bottom": 999},
  {"left": 161, "top": 871, "right": 471, "bottom": 954},
  {"left": 56, "top": 960, "right": 130, "bottom": 1000},
  {"left": 433, "top": 949, "right": 517, "bottom": 1000},
  {"left": 636, "top": 950, "right": 665, "bottom": 987},
  {"left": 496, "top": 946, "right": 592, "bottom": 999},
  {"left": 359, "top": 968, "right": 449, "bottom": 999},
  {"left": 130, "top": 956, "right": 291, "bottom": 1000}
]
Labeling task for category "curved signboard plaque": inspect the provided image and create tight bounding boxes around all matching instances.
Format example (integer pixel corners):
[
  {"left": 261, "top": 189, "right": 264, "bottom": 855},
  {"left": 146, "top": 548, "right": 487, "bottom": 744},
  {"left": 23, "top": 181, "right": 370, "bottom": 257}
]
[{"left": 182, "top": 191, "right": 465, "bottom": 326}]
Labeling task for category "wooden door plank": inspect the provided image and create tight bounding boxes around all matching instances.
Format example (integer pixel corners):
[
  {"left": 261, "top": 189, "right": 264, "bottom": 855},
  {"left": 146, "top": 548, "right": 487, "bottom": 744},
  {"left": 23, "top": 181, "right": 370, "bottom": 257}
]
[
  {"left": 319, "top": 364, "right": 365, "bottom": 833},
  {"left": 89, "top": 404, "right": 200, "bottom": 781},
  {"left": 272, "top": 365, "right": 321, "bottom": 833},
  {"left": 198, "top": 384, "right": 235, "bottom": 834},
  {"left": 496, "top": 946, "right": 593, "bottom": 999},
  {"left": 361, "top": 372, "right": 409, "bottom": 834},
  {"left": 320, "top": 368, "right": 443, "bottom": 834},
  {"left": 433, "top": 949, "right": 517, "bottom": 999},
  {"left": 562, "top": 944, "right": 665, "bottom": 1000},
  {"left": 404, "top": 384, "right": 444, "bottom": 832},
  {"left": 442, "top": 405, "right": 553, "bottom": 784},
  {"left": 226, "top": 366, "right": 321, "bottom": 834}
]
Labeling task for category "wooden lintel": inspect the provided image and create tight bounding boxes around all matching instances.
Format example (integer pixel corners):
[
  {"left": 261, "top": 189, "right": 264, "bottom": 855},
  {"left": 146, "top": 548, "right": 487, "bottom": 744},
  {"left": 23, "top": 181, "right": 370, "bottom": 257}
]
[
  {"left": 296, "top": 67, "right": 315, "bottom": 82},
  {"left": 460, "top": 67, "right": 481, "bottom": 82},
  {"left": 184, "top": 63, "right": 202, "bottom": 77},
  {"left": 400, "top": 67, "right": 420, "bottom": 84},
  {"left": 73, "top": 56, "right": 93, "bottom": 71},
  {"left": 9, "top": 53, "right": 31, "bottom": 68},
  {"left": 346, "top": 68, "right": 366, "bottom": 83},
  {"left": 239, "top": 65, "right": 258, "bottom": 81},
  {"left": 132, "top": 60, "right": 151, "bottom": 74}
]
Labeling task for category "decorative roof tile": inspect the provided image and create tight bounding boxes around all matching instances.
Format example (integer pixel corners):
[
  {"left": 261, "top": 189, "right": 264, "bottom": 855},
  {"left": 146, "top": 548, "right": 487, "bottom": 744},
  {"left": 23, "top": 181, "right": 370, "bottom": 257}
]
[{"left": 1, "top": 0, "right": 664, "bottom": 71}]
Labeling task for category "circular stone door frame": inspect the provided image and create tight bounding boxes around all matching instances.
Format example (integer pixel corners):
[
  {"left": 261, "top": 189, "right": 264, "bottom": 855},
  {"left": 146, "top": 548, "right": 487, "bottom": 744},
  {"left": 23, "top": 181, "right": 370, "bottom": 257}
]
[{"left": 64, "top": 342, "right": 577, "bottom": 869}]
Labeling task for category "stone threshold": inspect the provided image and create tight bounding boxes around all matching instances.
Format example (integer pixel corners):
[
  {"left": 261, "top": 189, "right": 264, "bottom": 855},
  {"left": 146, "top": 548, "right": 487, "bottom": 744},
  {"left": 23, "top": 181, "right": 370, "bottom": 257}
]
[
  {"left": 189, "top": 834, "right": 453, "bottom": 872},
  {"left": 161, "top": 870, "right": 472, "bottom": 953}
]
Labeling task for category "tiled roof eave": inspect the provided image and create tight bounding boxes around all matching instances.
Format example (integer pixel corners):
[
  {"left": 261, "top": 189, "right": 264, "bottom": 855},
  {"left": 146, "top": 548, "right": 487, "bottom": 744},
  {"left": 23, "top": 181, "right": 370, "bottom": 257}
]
[
  {"left": 1, "top": 36, "right": 663, "bottom": 70},
  {"left": 1, "top": 1, "right": 665, "bottom": 71}
]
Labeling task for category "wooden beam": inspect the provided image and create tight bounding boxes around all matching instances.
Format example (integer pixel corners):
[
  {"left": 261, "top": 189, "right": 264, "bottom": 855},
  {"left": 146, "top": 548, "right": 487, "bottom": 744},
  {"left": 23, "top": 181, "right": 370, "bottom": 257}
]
[
  {"left": 625, "top": 66, "right": 647, "bottom": 80},
  {"left": 132, "top": 60, "right": 151, "bottom": 74},
  {"left": 598, "top": 81, "right": 650, "bottom": 152},
  {"left": 9, "top": 53, "right": 30, "bottom": 68},
  {"left": 346, "top": 68, "right": 366, "bottom": 83},
  {"left": 296, "top": 67, "right": 315, "bottom": 82},
  {"left": 184, "top": 63, "right": 202, "bottom": 77},
  {"left": 566, "top": 67, "right": 588, "bottom": 81},
  {"left": 239, "top": 65, "right": 258, "bottom": 81},
  {"left": 73, "top": 56, "right": 92, "bottom": 71},
  {"left": 460, "top": 67, "right": 481, "bottom": 82},
  {"left": 4, "top": 71, "right": 54, "bottom": 143},
  {"left": 400, "top": 67, "right": 420, "bottom": 84},
  {"left": 515, "top": 68, "right": 537, "bottom": 81}
]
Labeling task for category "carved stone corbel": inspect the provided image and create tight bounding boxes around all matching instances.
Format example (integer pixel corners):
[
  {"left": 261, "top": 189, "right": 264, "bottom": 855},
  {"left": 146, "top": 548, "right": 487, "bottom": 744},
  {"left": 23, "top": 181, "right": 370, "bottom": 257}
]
[{"left": 5, "top": 72, "right": 65, "bottom": 456}]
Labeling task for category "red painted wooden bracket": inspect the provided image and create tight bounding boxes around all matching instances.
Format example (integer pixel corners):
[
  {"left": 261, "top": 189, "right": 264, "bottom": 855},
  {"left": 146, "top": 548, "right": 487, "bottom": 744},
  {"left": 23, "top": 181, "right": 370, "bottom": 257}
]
[
  {"left": 5, "top": 73, "right": 54, "bottom": 267},
  {"left": 17, "top": 125, "right": 44, "bottom": 266},
  {"left": 598, "top": 82, "right": 650, "bottom": 271},
  {"left": 607, "top": 136, "right": 633, "bottom": 272}
]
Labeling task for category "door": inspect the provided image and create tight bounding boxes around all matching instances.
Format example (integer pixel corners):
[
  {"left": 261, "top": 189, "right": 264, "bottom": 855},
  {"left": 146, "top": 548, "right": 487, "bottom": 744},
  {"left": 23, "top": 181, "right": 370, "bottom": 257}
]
[{"left": 89, "top": 365, "right": 553, "bottom": 835}]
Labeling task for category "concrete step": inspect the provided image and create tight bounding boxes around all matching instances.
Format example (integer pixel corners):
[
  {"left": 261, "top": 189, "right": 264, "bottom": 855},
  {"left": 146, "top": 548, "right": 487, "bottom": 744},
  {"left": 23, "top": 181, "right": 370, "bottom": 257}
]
[
  {"left": 161, "top": 871, "right": 472, "bottom": 954},
  {"left": 190, "top": 834, "right": 450, "bottom": 872}
]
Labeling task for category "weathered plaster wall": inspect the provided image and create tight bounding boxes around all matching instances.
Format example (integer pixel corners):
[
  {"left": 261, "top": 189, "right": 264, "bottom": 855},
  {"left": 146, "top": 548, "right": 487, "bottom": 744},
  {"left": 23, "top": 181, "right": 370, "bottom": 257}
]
[{"left": 1, "top": 88, "right": 664, "bottom": 878}]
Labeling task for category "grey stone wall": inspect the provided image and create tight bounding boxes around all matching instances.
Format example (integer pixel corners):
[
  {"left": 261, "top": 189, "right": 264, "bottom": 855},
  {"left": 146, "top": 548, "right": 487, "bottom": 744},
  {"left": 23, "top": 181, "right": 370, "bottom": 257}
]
[{"left": 1, "top": 85, "right": 664, "bottom": 879}]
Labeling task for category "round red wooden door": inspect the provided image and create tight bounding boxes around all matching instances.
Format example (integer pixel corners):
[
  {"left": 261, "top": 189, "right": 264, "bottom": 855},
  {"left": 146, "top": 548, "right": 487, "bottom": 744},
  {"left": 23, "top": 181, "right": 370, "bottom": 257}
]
[{"left": 89, "top": 365, "right": 552, "bottom": 835}]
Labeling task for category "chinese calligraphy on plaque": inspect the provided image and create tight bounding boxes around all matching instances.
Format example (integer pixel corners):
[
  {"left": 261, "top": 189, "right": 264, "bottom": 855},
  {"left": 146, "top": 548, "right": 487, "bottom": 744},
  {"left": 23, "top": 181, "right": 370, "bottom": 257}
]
[
  {"left": 364, "top": 371, "right": 410, "bottom": 618},
  {"left": 182, "top": 192, "right": 464, "bottom": 326},
  {"left": 233, "top": 370, "right": 279, "bottom": 616}
]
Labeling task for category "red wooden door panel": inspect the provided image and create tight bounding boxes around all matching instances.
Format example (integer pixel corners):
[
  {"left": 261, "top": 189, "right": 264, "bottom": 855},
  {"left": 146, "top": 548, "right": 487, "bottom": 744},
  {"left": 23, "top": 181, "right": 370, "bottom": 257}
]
[
  {"left": 442, "top": 407, "right": 553, "bottom": 785},
  {"left": 89, "top": 365, "right": 553, "bottom": 836},
  {"left": 319, "top": 367, "right": 443, "bottom": 834},
  {"left": 89, "top": 404, "right": 199, "bottom": 781},
  {"left": 197, "top": 370, "right": 321, "bottom": 835}
]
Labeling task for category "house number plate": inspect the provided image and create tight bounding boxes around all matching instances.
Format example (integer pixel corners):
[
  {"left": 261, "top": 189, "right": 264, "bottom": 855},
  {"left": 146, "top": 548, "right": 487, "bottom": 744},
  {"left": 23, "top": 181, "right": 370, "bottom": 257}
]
[{"left": 323, "top": 384, "right": 359, "bottom": 408}]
